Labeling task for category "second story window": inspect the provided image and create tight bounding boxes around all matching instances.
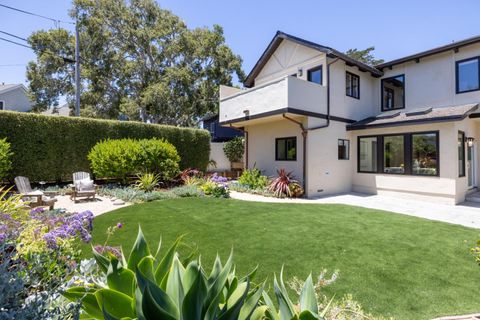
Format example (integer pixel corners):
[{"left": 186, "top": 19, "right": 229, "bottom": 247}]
[
  {"left": 456, "top": 57, "right": 480, "bottom": 93},
  {"left": 381, "top": 75, "right": 405, "bottom": 111},
  {"left": 346, "top": 72, "right": 360, "bottom": 99},
  {"left": 307, "top": 66, "right": 322, "bottom": 85}
]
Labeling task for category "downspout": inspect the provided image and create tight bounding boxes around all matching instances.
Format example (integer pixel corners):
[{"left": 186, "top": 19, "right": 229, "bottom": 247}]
[{"left": 282, "top": 57, "right": 340, "bottom": 191}]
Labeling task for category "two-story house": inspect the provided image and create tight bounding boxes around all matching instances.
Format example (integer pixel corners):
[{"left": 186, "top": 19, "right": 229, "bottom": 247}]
[{"left": 219, "top": 31, "right": 480, "bottom": 204}]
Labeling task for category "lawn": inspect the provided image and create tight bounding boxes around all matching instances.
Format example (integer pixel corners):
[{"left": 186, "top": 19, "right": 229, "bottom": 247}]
[{"left": 84, "top": 197, "right": 480, "bottom": 319}]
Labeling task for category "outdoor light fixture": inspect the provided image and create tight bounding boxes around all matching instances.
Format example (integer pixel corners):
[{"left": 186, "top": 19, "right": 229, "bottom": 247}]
[
  {"left": 467, "top": 137, "right": 475, "bottom": 147},
  {"left": 297, "top": 68, "right": 303, "bottom": 77},
  {"left": 243, "top": 109, "right": 250, "bottom": 117}
]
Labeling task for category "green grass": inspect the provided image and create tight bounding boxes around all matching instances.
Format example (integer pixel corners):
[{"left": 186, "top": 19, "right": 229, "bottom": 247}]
[{"left": 84, "top": 198, "right": 480, "bottom": 319}]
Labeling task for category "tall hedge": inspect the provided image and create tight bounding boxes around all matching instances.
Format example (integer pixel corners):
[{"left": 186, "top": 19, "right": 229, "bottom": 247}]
[{"left": 0, "top": 111, "right": 210, "bottom": 182}]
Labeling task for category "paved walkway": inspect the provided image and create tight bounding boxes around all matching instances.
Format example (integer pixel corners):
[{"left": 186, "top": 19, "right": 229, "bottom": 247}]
[
  {"left": 230, "top": 191, "right": 480, "bottom": 229},
  {"left": 55, "top": 195, "right": 130, "bottom": 216}
]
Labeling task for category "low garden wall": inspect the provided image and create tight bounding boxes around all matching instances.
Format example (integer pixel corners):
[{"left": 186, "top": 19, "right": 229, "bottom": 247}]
[
  {"left": 208, "top": 142, "right": 231, "bottom": 171},
  {"left": 0, "top": 111, "right": 210, "bottom": 182}
]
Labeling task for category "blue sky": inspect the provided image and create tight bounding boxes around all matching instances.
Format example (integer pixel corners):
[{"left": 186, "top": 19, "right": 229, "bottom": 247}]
[{"left": 1, "top": 0, "right": 480, "bottom": 86}]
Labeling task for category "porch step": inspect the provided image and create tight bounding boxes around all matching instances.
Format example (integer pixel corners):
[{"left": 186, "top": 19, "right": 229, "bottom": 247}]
[{"left": 466, "top": 191, "right": 480, "bottom": 203}]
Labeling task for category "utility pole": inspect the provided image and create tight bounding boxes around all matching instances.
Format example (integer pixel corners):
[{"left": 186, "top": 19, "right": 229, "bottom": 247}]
[{"left": 74, "top": 13, "right": 80, "bottom": 116}]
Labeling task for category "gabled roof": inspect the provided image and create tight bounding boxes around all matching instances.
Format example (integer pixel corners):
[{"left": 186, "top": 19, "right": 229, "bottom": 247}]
[
  {"left": 376, "top": 34, "right": 480, "bottom": 69},
  {"left": 0, "top": 83, "right": 26, "bottom": 95},
  {"left": 347, "top": 103, "right": 479, "bottom": 130},
  {"left": 243, "top": 31, "right": 383, "bottom": 88}
]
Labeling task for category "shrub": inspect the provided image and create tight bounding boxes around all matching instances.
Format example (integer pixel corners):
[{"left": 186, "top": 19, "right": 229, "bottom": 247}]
[
  {"left": 88, "top": 138, "right": 180, "bottom": 182},
  {"left": 223, "top": 137, "right": 244, "bottom": 162},
  {"left": 135, "top": 173, "right": 160, "bottom": 192},
  {"left": 268, "top": 168, "right": 300, "bottom": 198},
  {"left": 170, "top": 185, "right": 203, "bottom": 198},
  {"left": 238, "top": 168, "right": 269, "bottom": 190},
  {"left": 0, "top": 111, "right": 210, "bottom": 182},
  {"left": 0, "top": 138, "right": 12, "bottom": 180},
  {"left": 201, "top": 180, "right": 230, "bottom": 198}
]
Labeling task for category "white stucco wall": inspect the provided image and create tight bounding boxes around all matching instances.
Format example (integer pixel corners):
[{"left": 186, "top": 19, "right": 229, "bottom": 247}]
[
  {"left": 0, "top": 87, "right": 32, "bottom": 112},
  {"left": 378, "top": 42, "right": 480, "bottom": 113},
  {"left": 246, "top": 118, "right": 304, "bottom": 183},
  {"left": 350, "top": 122, "right": 459, "bottom": 204},
  {"left": 208, "top": 142, "right": 231, "bottom": 172}
]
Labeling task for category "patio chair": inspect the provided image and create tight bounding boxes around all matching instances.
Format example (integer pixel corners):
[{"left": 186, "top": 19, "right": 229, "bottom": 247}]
[
  {"left": 70, "top": 171, "right": 97, "bottom": 202},
  {"left": 14, "top": 176, "right": 57, "bottom": 210}
]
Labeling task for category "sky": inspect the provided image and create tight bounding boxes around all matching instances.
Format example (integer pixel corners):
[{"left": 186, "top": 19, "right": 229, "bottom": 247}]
[{"left": 1, "top": 0, "right": 480, "bottom": 87}]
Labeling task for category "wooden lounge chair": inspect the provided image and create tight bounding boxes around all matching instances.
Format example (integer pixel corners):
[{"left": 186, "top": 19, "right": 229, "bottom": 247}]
[
  {"left": 70, "top": 171, "right": 97, "bottom": 202},
  {"left": 14, "top": 176, "right": 57, "bottom": 210}
]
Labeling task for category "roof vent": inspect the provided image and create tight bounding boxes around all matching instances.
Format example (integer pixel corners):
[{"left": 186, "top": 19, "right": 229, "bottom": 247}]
[
  {"left": 406, "top": 107, "right": 432, "bottom": 116},
  {"left": 376, "top": 110, "right": 400, "bottom": 119}
]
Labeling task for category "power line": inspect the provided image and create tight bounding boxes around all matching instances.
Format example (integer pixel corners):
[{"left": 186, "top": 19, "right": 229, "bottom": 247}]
[
  {"left": 0, "top": 30, "right": 28, "bottom": 42},
  {"left": 0, "top": 3, "right": 75, "bottom": 26},
  {"left": 0, "top": 36, "right": 32, "bottom": 49}
]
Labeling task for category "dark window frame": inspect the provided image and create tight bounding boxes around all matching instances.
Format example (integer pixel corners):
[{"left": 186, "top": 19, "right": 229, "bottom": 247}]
[
  {"left": 456, "top": 56, "right": 480, "bottom": 94},
  {"left": 0, "top": 101, "right": 4, "bottom": 110},
  {"left": 381, "top": 74, "right": 405, "bottom": 111},
  {"left": 346, "top": 71, "right": 360, "bottom": 99},
  {"left": 458, "top": 131, "right": 466, "bottom": 177},
  {"left": 307, "top": 65, "right": 323, "bottom": 85},
  {"left": 357, "top": 135, "right": 380, "bottom": 173},
  {"left": 275, "top": 136, "right": 297, "bottom": 161},
  {"left": 357, "top": 131, "right": 440, "bottom": 177},
  {"left": 338, "top": 139, "right": 350, "bottom": 160}
]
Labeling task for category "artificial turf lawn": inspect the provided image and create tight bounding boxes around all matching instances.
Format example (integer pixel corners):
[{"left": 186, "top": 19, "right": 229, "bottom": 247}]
[{"left": 83, "top": 197, "right": 480, "bottom": 319}]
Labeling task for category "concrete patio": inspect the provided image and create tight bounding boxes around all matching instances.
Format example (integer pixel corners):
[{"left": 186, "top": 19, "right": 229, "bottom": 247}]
[{"left": 230, "top": 191, "right": 480, "bottom": 229}]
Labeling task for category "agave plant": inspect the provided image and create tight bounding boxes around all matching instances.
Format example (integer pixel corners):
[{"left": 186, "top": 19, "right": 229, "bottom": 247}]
[
  {"left": 267, "top": 169, "right": 297, "bottom": 198},
  {"left": 63, "top": 227, "right": 263, "bottom": 319}
]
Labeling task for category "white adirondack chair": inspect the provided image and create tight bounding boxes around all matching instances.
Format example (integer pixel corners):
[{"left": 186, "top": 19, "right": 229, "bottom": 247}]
[
  {"left": 14, "top": 176, "right": 57, "bottom": 210},
  {"left": 70, "top": 171, "right": 97, "bottom": 202}
]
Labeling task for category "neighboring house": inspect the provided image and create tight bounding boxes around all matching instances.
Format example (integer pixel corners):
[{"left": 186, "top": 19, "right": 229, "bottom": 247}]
[
  {"left": 202, "top": 113, "right": 243, "bottom": 142},
  {"left": 0, "top": 83, "right": 32, "bottom": 112},
  {"left": 219, "top": 31, "right": 480, "bottom": 204},
  {"left": 41, "top": 104, "right": 71, "bottom": 117}
]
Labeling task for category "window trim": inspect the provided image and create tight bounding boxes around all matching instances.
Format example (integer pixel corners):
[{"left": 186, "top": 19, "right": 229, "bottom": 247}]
[
  {"left": 381, "top": 74, "right": 405, "bottom": 111},
  {"left": 346, "top": 71, "right": 360, "bottom": 99},
  {"left": 307, "top": 65, "right": 323, "bottom": 85},
  {"left": 357, "top": 131, "right": 440, "bottom": 177},
  {"left": 338, "top": 139, "right": 350, "bottom": 160},
  {"left": 458, "top": 130, "right": 466, "bottom": 177},
  {"left": 456, "top": 56, "right": 480, "bottom": 94},
  {"left": 275, "top": 136, "right": 297, "bottom": 161}
]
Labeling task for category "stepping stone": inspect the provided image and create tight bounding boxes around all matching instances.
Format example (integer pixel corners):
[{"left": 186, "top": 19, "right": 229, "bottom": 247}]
[{"left": 113, "top": 199, "right": 125, "bottom": 205}]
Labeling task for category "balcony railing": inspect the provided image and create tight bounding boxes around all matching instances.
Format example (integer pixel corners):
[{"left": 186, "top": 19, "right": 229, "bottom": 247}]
[{"left": 219, "top": 76, "right": 327, "bottom": 124}]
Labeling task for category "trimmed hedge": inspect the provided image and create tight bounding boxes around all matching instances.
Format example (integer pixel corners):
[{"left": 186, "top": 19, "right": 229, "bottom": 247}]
[
  {"left": 0, "top": 111, "right": 210, "bottom": 182},
  {"left": 88, "top": 138, "right": 180, "bottom": 181}
]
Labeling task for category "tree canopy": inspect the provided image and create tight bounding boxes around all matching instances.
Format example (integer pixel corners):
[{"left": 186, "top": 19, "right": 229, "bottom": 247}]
[
  {"left": 27, "top": 0, "right": 245, "bottom": 126},
  {"left": 344, "top": 47, "right": 384, "bottom": 66}
]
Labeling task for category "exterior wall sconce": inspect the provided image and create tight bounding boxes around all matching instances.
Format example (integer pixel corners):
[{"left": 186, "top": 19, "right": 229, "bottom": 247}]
[
  {"left": 466, "top": 137, "right": 475, "bottom": 147},
  {"left": 243, "top": 109, "right": 250, "bottom": 117},
  {"left": 297, "top": 68, "right": 303, "bottom": 77}
]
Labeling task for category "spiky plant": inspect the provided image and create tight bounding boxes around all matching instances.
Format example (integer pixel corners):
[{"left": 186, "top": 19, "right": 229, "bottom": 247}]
[{"left": 267, "top": 169, "right": 297, "bottom": 198}]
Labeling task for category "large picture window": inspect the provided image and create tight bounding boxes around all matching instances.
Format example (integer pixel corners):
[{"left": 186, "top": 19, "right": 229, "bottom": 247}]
[
  {"left": 358, "top": 137, "right": 377, "bottom": 173},
  {"left": 307, "top": 66, "right": 322, "bottom": 85},
  {"left": 412, "top": 133, "right": 438, "bottom": 176},
  {"left": 346, "top": 72, "right": 360, "bottom": 99},
  {"left": 384, "top": 135, "right": 405, "bottom": 174},
  {"left": 456, "top": 57, "right": 480, "bottom": 94},
  {"left": 458, "top": 131, "right": 465, "bottom": 177},
  {"left": 276, "top": 137, "right": 297, "bottom": 161},
  {"left": 381, "top": 75, "right": 405, "bottom": 111},
  {"left": 358, "top": 131, "right": 439, "bottom": 176}
]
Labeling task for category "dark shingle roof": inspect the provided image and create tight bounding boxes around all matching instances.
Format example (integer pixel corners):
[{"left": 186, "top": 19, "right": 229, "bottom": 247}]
[{"left": 347, "top": 103, "right": 479, "bottom": 130}]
